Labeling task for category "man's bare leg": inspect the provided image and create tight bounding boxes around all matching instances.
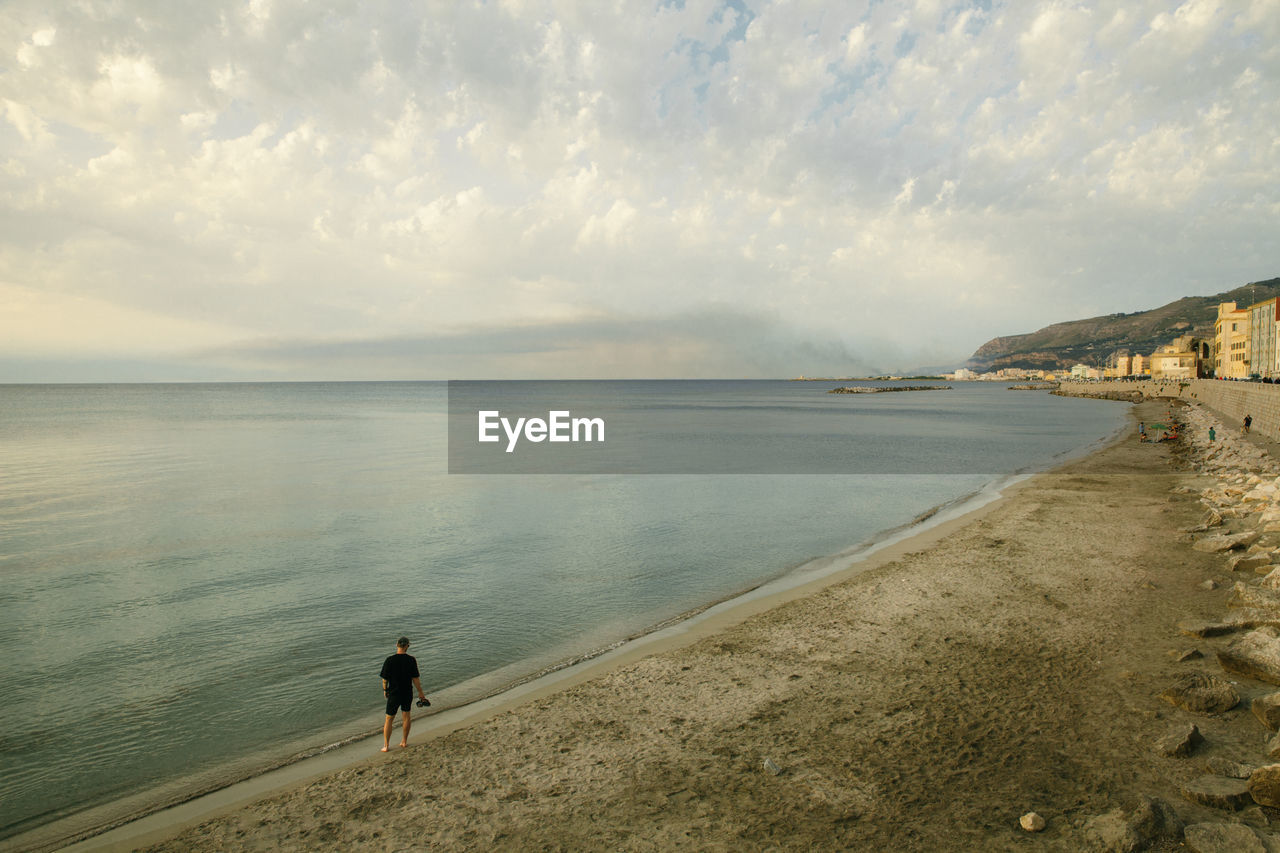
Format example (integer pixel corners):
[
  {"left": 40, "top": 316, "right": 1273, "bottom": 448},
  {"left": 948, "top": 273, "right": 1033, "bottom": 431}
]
[
  {"left": 399, "top": 710, "right": 411, "bottom": 747},
  {"left": 382, "top": 714, "right": 394, "bottom": 752}
]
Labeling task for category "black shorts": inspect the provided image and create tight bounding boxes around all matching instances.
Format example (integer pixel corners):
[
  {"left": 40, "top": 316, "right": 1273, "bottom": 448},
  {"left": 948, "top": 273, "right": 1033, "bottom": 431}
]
[{"left": 386, "top": 692, "right": 412, "bottom": 715}]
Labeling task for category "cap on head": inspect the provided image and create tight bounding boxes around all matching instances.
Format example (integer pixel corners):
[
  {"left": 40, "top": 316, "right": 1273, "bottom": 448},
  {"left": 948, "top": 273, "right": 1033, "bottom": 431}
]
[{"left": 397, "top": 636, "right": 411, "bottom": 649}]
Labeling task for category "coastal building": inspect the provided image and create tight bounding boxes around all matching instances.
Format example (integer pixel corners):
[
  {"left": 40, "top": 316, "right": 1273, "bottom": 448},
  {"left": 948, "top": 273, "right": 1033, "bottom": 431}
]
[
  {"left": 1182, "top": 335, "right": 1212, "bottom": 377},
  {"left": 1105, "top": 349, "right": 1132, "bottom": 378},
  {"left": 1131, "top": 353, "right": 1148, "bottom": 376},
  {"left": 1149, "top": 336, "right": 1206, "bottom": 380},
  {"left": 1249, "top": 298, "right": 1280, "bottom": 378},
  {"left": 1215, "top": 302, "right": 1250, "bottom": 378},
  {"left": 1152, "top": 343, "right": 1198, "bottom": 379},
  {"left": 1069, "top": 364, "right": 1101, "bottom": 380}
]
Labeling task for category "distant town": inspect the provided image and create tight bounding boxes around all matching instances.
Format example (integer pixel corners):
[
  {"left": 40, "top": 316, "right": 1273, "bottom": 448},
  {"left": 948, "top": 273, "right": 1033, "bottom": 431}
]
[
  {"left": 943, "top": 299, "right": 1273, "bottom": 383},
  {"left": 794, "top": 298, "right": 1280, "bottom": 384}
]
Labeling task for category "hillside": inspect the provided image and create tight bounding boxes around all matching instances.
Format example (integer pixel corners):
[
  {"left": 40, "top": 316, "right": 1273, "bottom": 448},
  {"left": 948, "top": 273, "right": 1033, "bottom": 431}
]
[{"left": 967, "top": 277, "right": 1280, "bottom": 372}]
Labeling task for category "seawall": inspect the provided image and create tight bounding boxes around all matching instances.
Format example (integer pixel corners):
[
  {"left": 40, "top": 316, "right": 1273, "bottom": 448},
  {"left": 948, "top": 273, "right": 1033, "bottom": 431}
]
[{"left": 1056, "top": 379, "right": 1280, "bottom": 441}]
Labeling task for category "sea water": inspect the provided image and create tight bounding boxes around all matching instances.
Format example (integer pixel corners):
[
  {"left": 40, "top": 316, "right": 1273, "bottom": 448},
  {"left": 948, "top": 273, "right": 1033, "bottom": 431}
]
[{"left": 0, "top": 381, "right": 1128, "bottom": 843}]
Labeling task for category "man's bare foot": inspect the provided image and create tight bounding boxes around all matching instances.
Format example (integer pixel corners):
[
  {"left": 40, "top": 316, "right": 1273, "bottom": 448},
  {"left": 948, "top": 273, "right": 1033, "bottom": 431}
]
[
  {"left": 398, "top": 741, "right": 408, "bottom": 748},
  {"left": 380, "top": 746, "right": 390, "bottom": 752}
]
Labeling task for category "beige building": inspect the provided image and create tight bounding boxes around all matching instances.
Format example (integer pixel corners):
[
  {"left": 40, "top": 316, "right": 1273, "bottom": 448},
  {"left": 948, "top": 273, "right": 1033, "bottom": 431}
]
[
  {"left": 1250, "top": 298, "right": 1280, "bottom": 379},
  {"left": 1150, "top": 335, "right": 1209, "bottom": 380},
  {"left": 1131, "top": 353, "right": 1147, "bottom": 376},
  {"left": 1215, "top": 302, "right": 1251, "bottom": 378},
  {"left": 1179, "top": 335, "right": 1212, "bottom": 376},
  {"left": 1105, "top": 349, "right": 1133, "bottom": 378}
]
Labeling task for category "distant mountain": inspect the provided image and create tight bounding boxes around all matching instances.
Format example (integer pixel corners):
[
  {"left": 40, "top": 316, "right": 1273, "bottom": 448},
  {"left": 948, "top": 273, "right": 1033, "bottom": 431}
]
[{"left": 967, "top": 277, "right": 1280, "bottom": 372}]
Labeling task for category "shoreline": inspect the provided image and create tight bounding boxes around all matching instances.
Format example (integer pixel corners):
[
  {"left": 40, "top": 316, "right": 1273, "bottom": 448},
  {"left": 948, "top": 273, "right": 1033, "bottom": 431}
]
[
  {"left": 15, "top": 439, "right": 1106, "bottom": 852},
  {"left": 0, "top": 384, "right": 1126, "bottom": 845},
  {"left": 46, "top": 484, "right": 1026, "bottom": 853},
  {"left": 124, "top": 394, "right": 1258, "bottom": 850},
  {"left": 23, "top": 409, "right": 1139, "bottom": 852}
]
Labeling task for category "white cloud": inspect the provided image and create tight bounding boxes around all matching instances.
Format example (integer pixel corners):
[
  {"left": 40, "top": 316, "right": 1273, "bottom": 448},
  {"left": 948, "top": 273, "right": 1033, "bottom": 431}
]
[
  {"left": 2, "top": 98, "right": 52, "bottom": 145},
  {"left": 844, "top": 23, "right": 868, "bottom": 65},
  {"left": 15, "top": 26, "right": 55, "bottom": 67},
  {"left": 0, "top": 0, "right": 1276, "bottom": 379}
]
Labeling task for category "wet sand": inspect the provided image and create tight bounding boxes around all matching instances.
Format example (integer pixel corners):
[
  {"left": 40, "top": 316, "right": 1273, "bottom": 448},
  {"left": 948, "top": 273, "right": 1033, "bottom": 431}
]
[{"left": 85, "top": 400, "right": 1241, "bottom": 850}]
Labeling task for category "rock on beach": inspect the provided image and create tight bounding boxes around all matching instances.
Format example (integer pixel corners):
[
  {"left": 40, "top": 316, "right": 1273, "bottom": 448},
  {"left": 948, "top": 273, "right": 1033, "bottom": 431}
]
[
  {"left": 1159, "top": 673, "right": 1240, "bottom": 714},
  {"left": 1218, "top": 628, "right": 1280, "bottom": 685},
  {"left": 1203, "top": 757, "right": 1254, "bottom": 779},
  {"left": 1228, "top": 553, "right": 1273, "bottom": 573},
  {"left": 1248, "top": 764, "right": 1280, "bottom": 808},
  {"left": 1181, "top": 775, "right": 1253, "bottom": 811},
  {"left": 1252, "top": 693, "right": 1280, "bottom": 731},
  {"left": 1154, "top": 723, "right": 1203, "bottom": 758},
  {"left": 1183, "top": 822, "right": 1266, "bottom": 853},
  {"left": 1018, "top": 811, "right": 1045, "bottom": 832},
  {"left": 1227, "top": 583, "right": 1280, "bottom": 612},
  {"left": 1193, "top": 531, "right": 1261, "bottom": 553},
  {"left": 1085, "top": 796, "right": 1183, "bottom": 852}
]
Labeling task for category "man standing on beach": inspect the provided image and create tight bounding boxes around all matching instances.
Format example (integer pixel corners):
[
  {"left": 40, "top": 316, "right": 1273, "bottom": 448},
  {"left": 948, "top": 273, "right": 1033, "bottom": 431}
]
[{"left": 380, "top": 636, "right": 428, "bottom": 752}]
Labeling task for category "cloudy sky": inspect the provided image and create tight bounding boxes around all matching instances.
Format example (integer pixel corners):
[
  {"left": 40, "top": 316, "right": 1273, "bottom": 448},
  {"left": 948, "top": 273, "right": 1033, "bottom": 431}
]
[{"left": 1, "top": 0, "right": 1276, "bottom": 380}]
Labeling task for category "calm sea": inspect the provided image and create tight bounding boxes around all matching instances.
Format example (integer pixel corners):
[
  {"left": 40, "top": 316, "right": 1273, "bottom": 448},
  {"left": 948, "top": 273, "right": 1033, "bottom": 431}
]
[{"left": 0, "top": 381, "right": 1128, "bottom": 844}]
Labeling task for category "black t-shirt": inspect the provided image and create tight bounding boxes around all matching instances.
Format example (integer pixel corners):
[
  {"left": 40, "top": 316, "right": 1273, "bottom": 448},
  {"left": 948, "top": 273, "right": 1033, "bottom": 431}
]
[{"left": 380, "top": 652, "right": 420, "bottom": 695}]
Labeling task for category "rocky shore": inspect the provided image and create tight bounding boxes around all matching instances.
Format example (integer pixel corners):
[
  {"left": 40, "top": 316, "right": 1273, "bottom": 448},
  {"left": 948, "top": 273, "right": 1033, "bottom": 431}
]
[
  {"left": 1150, "top": 403, "right": 1280, "bottom": 850},
  {"left": 109, "top": 399, "right": 1280, "bottom": 852}
]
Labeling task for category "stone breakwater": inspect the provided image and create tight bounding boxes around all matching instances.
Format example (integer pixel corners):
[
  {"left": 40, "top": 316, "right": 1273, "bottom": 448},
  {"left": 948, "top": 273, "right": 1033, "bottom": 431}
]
[
  {"left": 1111, "top": 402, "right": 1280, "bottom": 851},
  {"left": 826, "top": 385, "right": 950, "bottom": 394}
]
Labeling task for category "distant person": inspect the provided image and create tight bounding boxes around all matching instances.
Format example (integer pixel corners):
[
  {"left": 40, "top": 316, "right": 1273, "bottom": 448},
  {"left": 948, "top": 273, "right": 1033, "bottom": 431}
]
[
  {"left": 1244, "top": 414, "right": 1253, "bottom": 435},
  {"left": 1209, "top": 427, "right": 1216, "bottom": 442},
  {"left": 1138, "top": 421, "right": 1145, "bottom": 440},
  {"left": 380, "top": 636, "right": 428, "bottom": 752}
]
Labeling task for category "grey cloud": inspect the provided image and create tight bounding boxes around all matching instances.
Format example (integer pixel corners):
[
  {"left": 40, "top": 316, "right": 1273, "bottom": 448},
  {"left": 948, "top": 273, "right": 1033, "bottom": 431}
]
[{"left": 188, "top": 308, "right": 898, "bottom": 380}]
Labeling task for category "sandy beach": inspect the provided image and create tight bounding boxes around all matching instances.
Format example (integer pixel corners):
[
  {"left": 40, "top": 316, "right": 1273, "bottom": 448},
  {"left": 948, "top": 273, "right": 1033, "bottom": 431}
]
[{"left": 68, "top": 399, "right": 1280, "bottom": 850}]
